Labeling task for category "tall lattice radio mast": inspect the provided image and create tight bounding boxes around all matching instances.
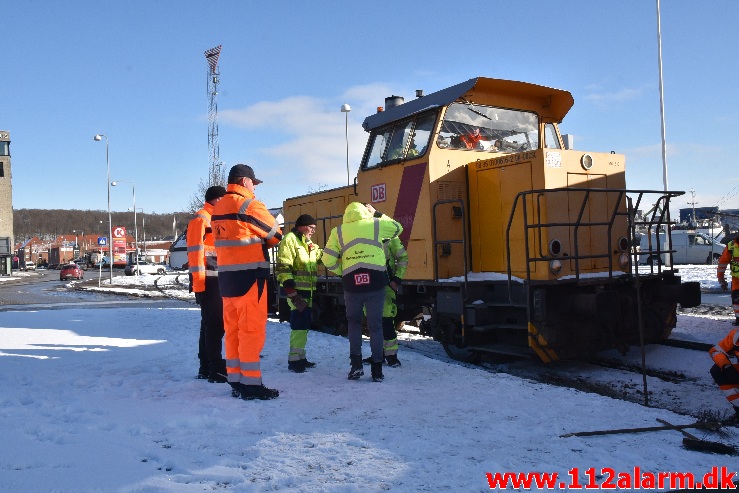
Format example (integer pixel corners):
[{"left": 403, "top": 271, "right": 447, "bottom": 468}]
[{"left": 204, "top": 45, "right": 225, "bottom": 186}]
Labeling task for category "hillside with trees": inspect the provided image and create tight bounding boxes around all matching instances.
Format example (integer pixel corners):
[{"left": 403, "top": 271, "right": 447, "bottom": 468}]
[{"left": 13, "top": 209, "right": 192, "bottom": 243}]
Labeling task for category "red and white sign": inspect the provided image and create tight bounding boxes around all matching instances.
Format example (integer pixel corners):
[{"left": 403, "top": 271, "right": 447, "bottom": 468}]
[
  {"left": 371, "top": 184, "right": 386, "bottom": 203},
  {"left": 113, "top": 226, "right": 127, "bottom": 265},
  {"left": 354, "top": 273, "right": 370, "bottom": 285}
]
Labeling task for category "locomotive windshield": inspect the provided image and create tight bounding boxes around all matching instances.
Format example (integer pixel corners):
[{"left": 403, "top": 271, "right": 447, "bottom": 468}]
[{"left": 437, "top": 102, "right": 539, "bottom": 153}]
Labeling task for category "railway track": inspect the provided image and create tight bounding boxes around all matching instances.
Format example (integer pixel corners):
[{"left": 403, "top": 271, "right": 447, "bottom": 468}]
[{"left": 396, "top": 327, "right": 724, "bottom": 419}]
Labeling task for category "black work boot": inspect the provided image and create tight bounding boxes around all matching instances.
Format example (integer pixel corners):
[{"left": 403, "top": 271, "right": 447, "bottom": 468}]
[
  {"left": 302, "top": 359, "right": 316, "bottom": 368},
  {"left": 348, "top": 354, "right": 364, "bottom": 380},
  {"left": 385, "top": 355, "right": 401, "bottom": 368},
  {"left": 239, "top": 384, "right": 279, "bottom": 400},
  {"left": 288, "top": 360, "right": 306, "bottom": 373},
  {"left": 229, "top": 383, "right": 241, "bottom": 398},
  {"left": 371, "top": 362, "right": 384, "bottom": 382}
]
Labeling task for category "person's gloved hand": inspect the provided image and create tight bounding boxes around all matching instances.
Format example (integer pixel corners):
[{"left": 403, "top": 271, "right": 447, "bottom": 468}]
[
  {"left": 194, "top": 292, "right": 204, "bottom": 305},
  {"left": 283, "top": 281, "right": 308, "bottom": 312},
  {"left": 721, "top": 280, "right": 729, "bottom": 291},
  {"left": 291, "top": 294, "right": 309, "bottom": 312}
]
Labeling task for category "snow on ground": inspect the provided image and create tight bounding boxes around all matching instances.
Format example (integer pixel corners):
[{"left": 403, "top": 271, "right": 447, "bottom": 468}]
[{"left": 0, "top": 266, "right": 737, "bottom": 492}]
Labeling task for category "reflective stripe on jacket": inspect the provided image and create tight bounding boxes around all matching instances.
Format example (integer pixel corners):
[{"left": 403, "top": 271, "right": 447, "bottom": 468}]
[
  {"left": 276, "top": 229, "right": 322, "bottom": 309},
  {"left": 187, "top": 203, "right": 218, "bottom": 293},
  {"left": 709, "top": 328, "right": 739, "bottom": 369},
  {"left": 323, "top": 202, "right": 402, "bottom": 293},
  {"left": 382, "top": 236, "right": 408, "bottom": 318},
  {"left": 385, "top": 236, "right": 408, "bottom": 283},
  {"left": 211, "top": 183, "right": 282, "bottom": 298},
  {"left": 717, "top": 240, "right": 739, "bottom": 281}
]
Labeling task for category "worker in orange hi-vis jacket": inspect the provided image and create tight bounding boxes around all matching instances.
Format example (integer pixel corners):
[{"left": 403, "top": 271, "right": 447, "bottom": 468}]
[
  {"left": 717, "top": 231, "right": 739, "bottom": 326},
  {"left": 187, "top": 185, "right": 227, "bottom": 383},
  {"left": 709, "top": 327, "right": 739, "bottom": 421},
  {"left": 211, "top": 164, "right": 282, "bottom": 401}
]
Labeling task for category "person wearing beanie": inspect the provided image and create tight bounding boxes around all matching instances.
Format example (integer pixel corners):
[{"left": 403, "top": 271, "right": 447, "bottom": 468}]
[
  {"left": 211, "top": 164, "right": 283, "bottom": 400},
  {"left": 187, "top": 185, "right": 227, "bottom": 382},
  {"left": 717, "top": 232, "right": 739, "bottom": 326},
  {"left": 276, "top": 213, "right": 322, "bottom": 373}
]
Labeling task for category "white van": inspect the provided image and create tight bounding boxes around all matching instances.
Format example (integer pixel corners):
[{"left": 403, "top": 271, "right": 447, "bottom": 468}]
[
  {"left": 24, "top": 261, "right": 36, "bottom": 271},
  {"left": 639, "top": 230, "right": 721, "bottom": 265}
]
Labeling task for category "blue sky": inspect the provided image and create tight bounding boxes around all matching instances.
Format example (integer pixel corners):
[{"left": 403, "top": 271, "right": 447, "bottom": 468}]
[{"left": 3, "top": 1, "right": 739, "bottom": 216}]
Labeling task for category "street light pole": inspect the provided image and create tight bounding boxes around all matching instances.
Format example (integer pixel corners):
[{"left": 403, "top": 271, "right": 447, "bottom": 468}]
[
  {"left": 112, "top": 180, "right": 138, "bottom": 275},
  {"left": 94, "top": 134, "right": 113, "bottom": 283},
  {"left": 341, "top": 103, "right": 351, "bottom": 186}
]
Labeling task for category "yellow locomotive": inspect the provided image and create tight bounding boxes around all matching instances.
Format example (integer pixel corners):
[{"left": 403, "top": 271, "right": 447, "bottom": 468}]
[{"left": 278, "top": 77, "right": 700, "bottom": 362}]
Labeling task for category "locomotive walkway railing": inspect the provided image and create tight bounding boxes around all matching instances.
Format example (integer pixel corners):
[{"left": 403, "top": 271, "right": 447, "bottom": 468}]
[{"left": 504, "top": 188, "right": 685, "bottom": 297}]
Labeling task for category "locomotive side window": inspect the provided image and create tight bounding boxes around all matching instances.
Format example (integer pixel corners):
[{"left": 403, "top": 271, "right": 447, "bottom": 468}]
[
  {"left": 437, "top": 103, "right": 539, "bottom": 153},
  {"left": 362, "top": 111, "right": 437, "bottom": 169},
  {"left": 409, "top": 113, "right": 436, "bottom": 157},
  {"left": 544, "top": 123, "right": 561, "bottom": 149},
  {"left": 385, "top": 121, "right": 414, "bottom": 161},
  {"left": 365, "top": 128, "right": 393, "bottom": 168}
]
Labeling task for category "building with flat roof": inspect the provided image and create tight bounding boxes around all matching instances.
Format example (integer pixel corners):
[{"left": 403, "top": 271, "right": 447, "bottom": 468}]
[{"left": 0, "top": 130, "right": 13, "bottom": 275}]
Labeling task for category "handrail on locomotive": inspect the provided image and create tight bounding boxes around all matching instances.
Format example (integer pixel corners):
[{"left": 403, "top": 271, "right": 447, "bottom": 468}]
[{"left": 504, "top": 188, "right": 686, "bottom": 297}]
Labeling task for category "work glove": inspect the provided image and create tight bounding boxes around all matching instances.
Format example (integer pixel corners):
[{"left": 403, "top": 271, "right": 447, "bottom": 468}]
[
  {"left": 194, "top": 292, "right": 204, "bottom": 305},
  {"left": 284, "top": 287, "right": 309, "bottom": 312},
  {"left": 723, "top": 365, "right": 739, "bottom": 381},
  {"left": 720, "top": 280, "right": 729, "bottom": 291}
]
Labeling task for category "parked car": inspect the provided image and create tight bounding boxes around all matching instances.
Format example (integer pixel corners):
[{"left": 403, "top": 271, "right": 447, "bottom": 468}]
[
  {"left": 60, "top": 263, "right": 84, "bottom": 280},
  {"left": 124, "top": 261, "right": 167, "bottom": 276},
  {"left": 639, "top": 230, "right": 722, "bottom": 265},
  {"left": 24, "top": 261, "right": 37, "bottom": 271}
]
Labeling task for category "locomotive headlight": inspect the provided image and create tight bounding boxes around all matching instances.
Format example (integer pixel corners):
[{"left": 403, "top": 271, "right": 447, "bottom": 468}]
[
  {"left": 549, "top": 259, "right": 562, "bottom": 274},
  {"left": 548, "top": 239, "right": 562, "bottom": 256},
  {"left": 617, "top": 236, "right": 629, "bottom": 252},
  {"left": 581, "top": 154, "right": 593, "bottom": 170},
  {"left": 618, "top": 253, "right": 630, "bottom": 269}
]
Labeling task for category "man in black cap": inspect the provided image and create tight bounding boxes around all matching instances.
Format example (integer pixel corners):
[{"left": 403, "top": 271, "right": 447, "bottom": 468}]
[
  {"left": 276, "top": 214, "right": 323, "bottom": 372},
  {"left": 187, "top": 185, "right": 227, "bottom": 382},
  {"left": 212, "top": 163, "right": 283, "bottom": 400}
]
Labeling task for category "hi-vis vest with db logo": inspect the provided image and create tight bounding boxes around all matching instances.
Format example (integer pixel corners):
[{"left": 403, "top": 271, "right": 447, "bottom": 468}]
[{"left": 322, "top": 202, "right": 402, "bottom": 293}]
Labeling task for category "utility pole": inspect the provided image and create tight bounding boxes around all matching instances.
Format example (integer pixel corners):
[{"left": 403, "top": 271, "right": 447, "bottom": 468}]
[{"left": 688, "top": 188, "right": 698, "bottom": 227}]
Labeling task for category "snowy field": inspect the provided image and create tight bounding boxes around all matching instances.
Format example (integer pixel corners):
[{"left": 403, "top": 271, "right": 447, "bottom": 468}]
[{"left": 0, "top": 266, "right": 737, "bottom": 492}]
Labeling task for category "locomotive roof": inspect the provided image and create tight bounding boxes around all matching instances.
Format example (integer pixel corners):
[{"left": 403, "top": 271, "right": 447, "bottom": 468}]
[{"left": 362, "top": 77, "right": 574, "bottom": 132}]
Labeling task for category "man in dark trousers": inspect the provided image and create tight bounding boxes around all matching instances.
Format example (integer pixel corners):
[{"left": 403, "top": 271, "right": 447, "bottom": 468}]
[
  {"left": 322, "top": 202, "right": 403, "bottom": 383},
  {"left": 188, "top": 185, "right": 227, "bottom": 383}
]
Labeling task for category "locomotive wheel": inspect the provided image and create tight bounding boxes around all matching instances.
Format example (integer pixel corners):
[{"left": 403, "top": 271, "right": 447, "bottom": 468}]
[
  {"left": 438, "top": 315, "right": 480, "bottom": 363},
  {"left": 443, "top": 342, "right": 480, "bottom": 363}
]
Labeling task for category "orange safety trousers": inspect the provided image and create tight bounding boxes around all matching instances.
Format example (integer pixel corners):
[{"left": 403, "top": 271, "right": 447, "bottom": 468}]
[{"left": 223, "top": 280, "right": 267, "bottom": 386}]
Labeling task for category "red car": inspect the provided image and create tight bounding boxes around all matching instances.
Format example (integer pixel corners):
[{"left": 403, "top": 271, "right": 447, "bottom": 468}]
[{"left": 60, "top": 263, "right": 84, "bottom": 281}]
